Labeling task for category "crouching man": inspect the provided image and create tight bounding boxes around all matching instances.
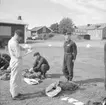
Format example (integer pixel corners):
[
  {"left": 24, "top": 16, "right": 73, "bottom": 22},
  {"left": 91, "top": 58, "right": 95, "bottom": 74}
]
[
  {"left": 32, "top": 52, "right": 50, "bottom": 79},
  {"left": 0, "top": 53, "right": 10, "bottom": 70}
]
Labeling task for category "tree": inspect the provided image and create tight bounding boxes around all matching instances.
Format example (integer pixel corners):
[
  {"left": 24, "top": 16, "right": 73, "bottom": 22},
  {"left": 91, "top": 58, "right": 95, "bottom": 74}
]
[
  {"left": 59, "top": 17, "right": 74, "bottom": 35},
  {"left": 50, "top": 23, "right": 59, "bottom": 33}
]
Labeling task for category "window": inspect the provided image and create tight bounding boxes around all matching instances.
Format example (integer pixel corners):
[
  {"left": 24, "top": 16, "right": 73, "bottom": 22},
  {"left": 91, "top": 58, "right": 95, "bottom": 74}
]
[{"left": 0, "top": 26, "right": 11, "bottom": 36}]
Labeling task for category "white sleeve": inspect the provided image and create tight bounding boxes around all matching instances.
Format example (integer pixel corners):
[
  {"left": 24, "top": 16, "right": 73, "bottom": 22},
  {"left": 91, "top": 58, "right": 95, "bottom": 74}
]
[
  {"left": 12, "top": 42, "right": 22, "bottom": 59},
  {"left": 20, "top": 45, "right": 26, "bottom": 51}
]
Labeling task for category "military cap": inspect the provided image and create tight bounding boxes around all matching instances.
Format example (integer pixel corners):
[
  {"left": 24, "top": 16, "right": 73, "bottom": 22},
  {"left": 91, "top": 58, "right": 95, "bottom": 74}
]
[{"left": 33, "top": 52, "right": 40, "bottom": 57}]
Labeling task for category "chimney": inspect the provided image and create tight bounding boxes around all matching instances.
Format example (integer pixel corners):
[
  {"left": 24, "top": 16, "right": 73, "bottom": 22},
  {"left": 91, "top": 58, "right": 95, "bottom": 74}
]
[{"left": 18, "top": 16, "right": 22, "bottom": 20}]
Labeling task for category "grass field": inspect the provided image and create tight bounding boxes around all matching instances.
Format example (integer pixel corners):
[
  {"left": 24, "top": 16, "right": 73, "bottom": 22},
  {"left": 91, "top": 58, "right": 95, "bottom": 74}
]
[{"left": 0, "top": 41, "right": 106, "bottom": 105}]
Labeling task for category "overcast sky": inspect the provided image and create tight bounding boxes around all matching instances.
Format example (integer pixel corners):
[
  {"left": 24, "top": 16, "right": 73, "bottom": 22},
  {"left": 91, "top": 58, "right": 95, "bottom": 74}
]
[{"left": 0, "top": 0, "right": 106, "bottom": 28}]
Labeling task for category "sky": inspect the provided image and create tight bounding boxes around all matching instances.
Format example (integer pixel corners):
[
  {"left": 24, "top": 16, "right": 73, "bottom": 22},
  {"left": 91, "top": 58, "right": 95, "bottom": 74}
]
[{"left": 0, "top": 0, "right": 106, "bottom": 29}]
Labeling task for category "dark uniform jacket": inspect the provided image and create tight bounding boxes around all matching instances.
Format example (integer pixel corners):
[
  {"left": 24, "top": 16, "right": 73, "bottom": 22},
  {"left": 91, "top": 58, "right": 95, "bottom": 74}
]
[
  {"left": 104, "top": 43, "right": 106, "bottom": 89},
  {"left": 0, "top": 53, "right": 10, "bottom": 69},
  {"left": 33, "top": 56, "right": 49, "bottom": 69},
  {"left": 64, "top": 40, "right": 77, "bottom": 60}
]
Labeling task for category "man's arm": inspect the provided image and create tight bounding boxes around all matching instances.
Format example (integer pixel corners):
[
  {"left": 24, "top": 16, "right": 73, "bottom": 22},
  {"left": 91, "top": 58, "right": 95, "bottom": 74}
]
[
  {"left": 33, "top": 59, "right": 38, "bottom": 68},
  {"left": 72, "top": 42, "right": 77, "bottom": 60},
  {"left": 0, "top": 58, "right": 5, "bottom": 69},
  {"left": 20, "top": 45, "right": 26, "bottom": 51},
  {"left": 104, "top": 43, "right": 106, "bottom": 63},
  {"left": 20, "top": 44, "right": 32, "bottom": 51},
  {"left": 35, "top": 58, "right": 44, "bottom": 69},
  {"left": 1, "top": 56, "right": 9, "bottom": 64},
  {"left": 1, "top": 62, "right": 9, "bottom": 70},
  {"left": 13, "top": 42, "right": 22, "bottom": 59}
]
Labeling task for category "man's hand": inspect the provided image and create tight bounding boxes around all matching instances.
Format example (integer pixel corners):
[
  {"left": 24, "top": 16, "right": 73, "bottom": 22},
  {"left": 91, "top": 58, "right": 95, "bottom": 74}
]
[
  {"left": 72, "top": 59, "right": 75, "bottom": 62},
  {"left": 1, "top": 66, "right": 4, "bottom": 70},
  {"left": 26, "top": 46, "right": 33, "bottom": 53},
  {"left": 29, "top": 68, "right": 33, "bottom": 73},
  {"left": 24, "top": 44, "right": 32, "bottom": 49}
]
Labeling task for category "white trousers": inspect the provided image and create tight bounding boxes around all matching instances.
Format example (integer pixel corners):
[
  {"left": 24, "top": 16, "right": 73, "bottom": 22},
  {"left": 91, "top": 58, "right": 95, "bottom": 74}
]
[{"left": 10, "top": 60, "right": 22, "bottom": 98}]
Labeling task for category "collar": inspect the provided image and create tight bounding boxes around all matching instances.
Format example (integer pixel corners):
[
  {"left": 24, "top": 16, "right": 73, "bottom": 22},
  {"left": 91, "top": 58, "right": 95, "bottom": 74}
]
[
  {"left": 12, "top": 37, "right": 18, "bottom": 43},
  {"left": 65, "top": 39, "right": 71, "bottom": 43}
]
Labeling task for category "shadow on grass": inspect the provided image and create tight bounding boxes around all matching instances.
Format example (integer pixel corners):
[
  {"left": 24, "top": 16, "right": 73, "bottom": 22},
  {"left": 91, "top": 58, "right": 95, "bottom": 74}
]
[
  {"left": 75, "top": 78, "right": 104, "bottom": 84},
  {"left": 57, "top": 87, "right": 86, "bottom": 97},
  {"left": 58, "top": 78, "right": 104, "bottom": 97},
  {"left": 47, "top": 74, "right": 81, "bottom": 79},
  {"left": 23, "top": 90, "right": 46, "bottom": 100},
  {"left": 48, "top": 73, "right": 63, "bottom": 78}
]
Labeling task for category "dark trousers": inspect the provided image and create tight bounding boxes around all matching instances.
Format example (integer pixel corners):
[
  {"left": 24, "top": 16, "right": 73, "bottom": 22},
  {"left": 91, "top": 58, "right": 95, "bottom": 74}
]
[
  {"left": 34, "top": 64, "right": 50, "bottom": 76},
  {"left": 62, "top": 54, "right": 74, "bottom": 81}
]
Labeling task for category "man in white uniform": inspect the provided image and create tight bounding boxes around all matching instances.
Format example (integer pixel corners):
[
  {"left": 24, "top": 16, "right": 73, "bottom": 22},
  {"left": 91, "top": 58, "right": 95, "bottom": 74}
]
[{"left": 8, "top": 30, "right": 30, "bottom": 100}]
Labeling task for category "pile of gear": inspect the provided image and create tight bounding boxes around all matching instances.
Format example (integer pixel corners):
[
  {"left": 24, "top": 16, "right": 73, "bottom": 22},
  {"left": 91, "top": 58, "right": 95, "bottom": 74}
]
[
  {"left": 85, "top": 98, "right": 106, "bottom": 105},
  {"left": 22, "top": 69, "right": 41, "bottom": 79},
  {"left": 45, "top": 81, "right": 79, "bottom": 97},
  {"left": 0, "top": 68, "right": 43, "bottom": 81}
]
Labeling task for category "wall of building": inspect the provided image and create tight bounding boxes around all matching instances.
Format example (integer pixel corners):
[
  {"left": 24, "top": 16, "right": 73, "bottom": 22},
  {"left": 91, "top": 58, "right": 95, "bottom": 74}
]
[
  {"left": 87, "top": 29, "right": 102, "bottom": 40},
  {"left": 102, "top": 27, "right": 106, "bottom": 39},
  {"left": 0, "top": 23, "right": 25, "bottom": 43},
  {"left": 37, "top": 27, "right": 51, "bottom": 34},
  {"left": 45, "top": 27, "right": 52, "bottom": 33},
  {"left": 31, "top": 27, "right": 52, "bottom": 36}
]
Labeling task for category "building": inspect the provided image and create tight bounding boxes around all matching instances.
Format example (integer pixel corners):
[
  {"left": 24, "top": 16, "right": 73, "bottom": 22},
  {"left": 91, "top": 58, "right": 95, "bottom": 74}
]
[
  {"left": 87, "top": 24, "right": 106, "bottom": 40},
  {"left": 0, "top": 19, "right": 27, "bottom": 47},
  {"left": 31, "top": 26, "right": 53, "bottom": 39},
  {"left": 75, "top": 23, "right": 106, "bottom": 40},
  {"left": 74, "top": 26, "right": 87, "bottom": 35}
]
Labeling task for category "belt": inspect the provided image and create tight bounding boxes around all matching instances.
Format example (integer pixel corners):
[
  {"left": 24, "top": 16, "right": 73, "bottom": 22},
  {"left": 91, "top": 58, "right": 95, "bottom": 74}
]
[{"left": 64, "top": 52, "right": 73, "bottom": 55}]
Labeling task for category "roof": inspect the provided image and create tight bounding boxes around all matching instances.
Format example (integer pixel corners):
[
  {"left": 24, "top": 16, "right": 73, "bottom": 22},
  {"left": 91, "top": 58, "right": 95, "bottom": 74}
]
[
  {"left": 31, "top": 26, "right": 53, "bottom": 32},
  {"left": 0, "top": 19, "right": 27, "bottom": 25},
  {"left": 78, "top": 25, "right": 87, "bottom": 30},
  {"left": 78, "top": 23, "right": 106, "bottom": 30},
  {"left": 31, "top": 26, "right": 43, "bottom": 31}
]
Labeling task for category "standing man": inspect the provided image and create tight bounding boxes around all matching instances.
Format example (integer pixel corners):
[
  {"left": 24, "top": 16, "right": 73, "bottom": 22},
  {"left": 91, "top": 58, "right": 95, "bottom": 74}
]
[
  {"left": 62, "top": 33, "right": 77, "bottom": 82},
  {"left": 104, "top": 43, "right": 106, "bottom": 90},
  {"left": 8, "top": 30, "right": 30, "bottom": 100}
]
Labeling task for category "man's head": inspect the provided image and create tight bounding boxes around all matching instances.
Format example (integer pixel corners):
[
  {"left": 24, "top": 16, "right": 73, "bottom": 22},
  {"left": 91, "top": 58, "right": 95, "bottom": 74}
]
[
  {"left": 14, "top": 29, "right": 23, "bottom": 42},
  {"left": 64, "top": 33, "right": 71, "bottom": 41},
  {"left": 33, "top": 52, "right": 40, "bottom": 59}
]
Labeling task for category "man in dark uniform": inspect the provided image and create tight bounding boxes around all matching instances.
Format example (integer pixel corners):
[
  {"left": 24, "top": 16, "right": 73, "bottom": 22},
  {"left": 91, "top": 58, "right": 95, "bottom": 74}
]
[
  {"left": 62, "top": 33, "right": 77, "bottom": 82},
  {"left": 33, "top": 52, "right": 50, "bottom": 79},
  {"left": 104, "top": 43, "right": 106, "bottom": 90},
  {"left": 0, "top": 53, "right": 10, "bottom": 70},
  {"left": 0, "top": 53, "right": 11, "bottom": 81}
]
